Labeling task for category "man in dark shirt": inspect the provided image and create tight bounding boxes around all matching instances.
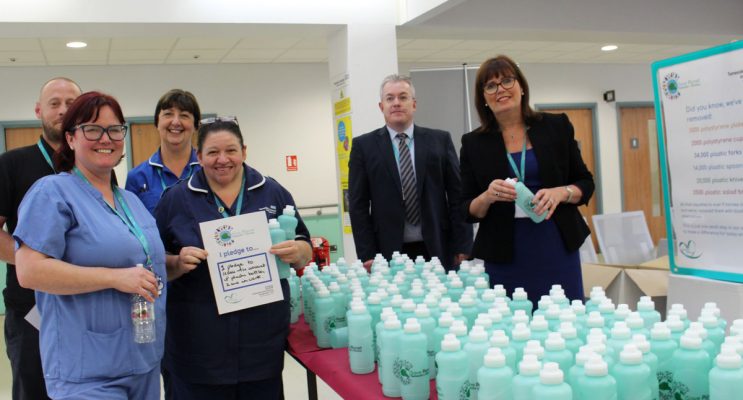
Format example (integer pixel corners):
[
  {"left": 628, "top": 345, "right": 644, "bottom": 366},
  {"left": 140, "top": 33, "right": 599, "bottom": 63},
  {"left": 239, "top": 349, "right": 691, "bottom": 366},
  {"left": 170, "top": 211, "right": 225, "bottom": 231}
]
[{"left": 0, "top": 77, "right": 81, "bottom": 400}]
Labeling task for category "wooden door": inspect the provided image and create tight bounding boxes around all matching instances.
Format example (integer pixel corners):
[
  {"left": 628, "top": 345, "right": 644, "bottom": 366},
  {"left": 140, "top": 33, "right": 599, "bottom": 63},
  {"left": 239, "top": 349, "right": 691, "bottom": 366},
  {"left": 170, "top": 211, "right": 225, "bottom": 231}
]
[
  {"left": 619, "top": 106, "right": 666, "bottom": 245},
  {"left": 540, "top": 108, "right": 599, "bottom": 247},
  {"left": 5, "top": 127, "right": 43, "bottom": 151},
  {"left": 129, "top": 123, "right": 199, "bottom": 167}
]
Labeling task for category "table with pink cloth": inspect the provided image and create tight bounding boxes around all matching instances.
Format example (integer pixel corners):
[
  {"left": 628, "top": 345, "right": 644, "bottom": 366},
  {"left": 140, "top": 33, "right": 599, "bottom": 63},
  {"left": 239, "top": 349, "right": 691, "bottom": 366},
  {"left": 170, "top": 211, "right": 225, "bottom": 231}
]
[{"left": 287, "top": 315, "right": 438, "bottom": 399}]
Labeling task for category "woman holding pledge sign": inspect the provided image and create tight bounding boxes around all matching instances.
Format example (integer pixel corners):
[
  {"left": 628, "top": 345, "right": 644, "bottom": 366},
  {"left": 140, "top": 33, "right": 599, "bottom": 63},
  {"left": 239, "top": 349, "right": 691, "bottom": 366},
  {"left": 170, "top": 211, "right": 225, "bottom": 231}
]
[{"left": 154, "top": 117, "right": 311, "bottom": 399}]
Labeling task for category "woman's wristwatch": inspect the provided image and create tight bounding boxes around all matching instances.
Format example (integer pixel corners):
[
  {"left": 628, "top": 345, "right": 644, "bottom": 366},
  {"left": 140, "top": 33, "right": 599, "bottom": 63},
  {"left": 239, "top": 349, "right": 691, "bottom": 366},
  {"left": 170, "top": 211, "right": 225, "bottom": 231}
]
[{"left": 564, "top": 186, "right": 574, "bottom": 203}]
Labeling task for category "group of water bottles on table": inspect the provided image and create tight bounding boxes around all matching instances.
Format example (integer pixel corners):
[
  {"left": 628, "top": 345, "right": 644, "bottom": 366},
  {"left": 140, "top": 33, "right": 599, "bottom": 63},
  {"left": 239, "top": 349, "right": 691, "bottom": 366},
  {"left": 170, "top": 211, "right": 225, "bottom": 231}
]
[{"left": 285, "top": 253, "right": 743, "bottom": 400}]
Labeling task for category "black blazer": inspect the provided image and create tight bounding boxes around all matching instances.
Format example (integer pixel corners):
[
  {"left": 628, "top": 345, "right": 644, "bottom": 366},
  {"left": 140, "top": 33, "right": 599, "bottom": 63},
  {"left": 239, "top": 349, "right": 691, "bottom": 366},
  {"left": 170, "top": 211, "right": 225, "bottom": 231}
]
[
  {"left": 348, "top": 125, "right": 473, "bottom": 267},
  {"left": 460, "top": 113, "right": 594, "bottom": 263}
]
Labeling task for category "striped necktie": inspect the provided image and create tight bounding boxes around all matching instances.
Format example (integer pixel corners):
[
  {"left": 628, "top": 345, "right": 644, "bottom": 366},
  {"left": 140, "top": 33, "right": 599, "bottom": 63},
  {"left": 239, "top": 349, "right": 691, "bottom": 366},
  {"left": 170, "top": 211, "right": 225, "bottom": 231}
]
[{"left": 396, "top": 132, "right": 420, "bottom": 225}]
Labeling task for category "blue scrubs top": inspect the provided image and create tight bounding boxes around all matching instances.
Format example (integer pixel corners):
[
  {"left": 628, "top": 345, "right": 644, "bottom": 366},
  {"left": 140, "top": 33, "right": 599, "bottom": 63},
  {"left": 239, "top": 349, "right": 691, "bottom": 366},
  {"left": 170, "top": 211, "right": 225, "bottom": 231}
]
[
  {"left": 13, "top": 173, "right": 166, "bottom": 395},
  {"left": 125, "top": 148, "right": 200, "bottom": 214},
  {"left": 154, "top": 164, "right": 310, "bottom": 385}
]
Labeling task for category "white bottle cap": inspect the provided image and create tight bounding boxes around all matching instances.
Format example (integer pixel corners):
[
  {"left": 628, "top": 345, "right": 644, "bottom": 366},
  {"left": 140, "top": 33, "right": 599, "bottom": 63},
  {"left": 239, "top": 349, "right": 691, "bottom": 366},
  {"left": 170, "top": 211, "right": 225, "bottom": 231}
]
[
  {"left": 480, "top": 289, "right": 496, "bottom": 303},
  {"left": 731, "top": 319, "right": 743, "bottom": 336},
  {"left": 584, "top": 355, "right": 609, "bottom": 376},
  {"left": 550, "top": 284, "right": 564, "bottom": 293},
  {"left": 496, "top": 302, "right": 512, "bottom": 317},
  {"left": 505, "top": 177, "right": 517, "bottom": 187},
  {"left": 511, "top": 323, "right": 531, "bottom": 341},
  {"left": 474, "top": 277, "right": 489, "bottom": 289},
  {"left": 483, "top": 347, "right": 506, "bottom": 368},
  {"left": 409, "top": 287, "right": 425, "bottom": 298},
  {"left": 404, "top": 318, "right": 421, "bottom": 333},
  {"left": 716, "top": 345, "right": 743, "bottom": 369},
  {"left": 469, "top": 325, "right": 488, "bottom": 342},
  {"left": 626, "top": 312, "right": 645, "bottom": 329},
  {"left": 575, "top": 346, "right": 595, "bottom": 366},
  {"left": 539, "top": 362, "right": 564, "bottom": 385},
  {"left": 637, "top": 296, "right": 655, "bottom": 311},
  {"left": 588, "top": 342, "right": 607, "bottom": 356},
  {"left": 587, "top": 311, "right": 605, "bottom": 327},
  {"left": 530, "top": 315, "right": 549, "bottom": 331},
  {"left": 689, "top": 322, "right": 708, "bottom": 339},
  {"left": 665, "top": 315, "right": 684, "bottom": 332},
  {"left": 475, "top": 316, "right": 493, "bottom": 329},
  {"left": 384, "top": 318, "right": 401, "bottom": 330},
  {"left": 598, "top": 299, "right": 615, "bottom": 313},
  {"left": 614, "top": 304, "right": 631, "bottom": 320},
  {"left": 524, "top": 340, "right": 545, "bottom": 359},
  {"left": 587, "top": 330, "right": 607, "bottom": 344},
  {"left": 367, "top": 293, "right": 381, "bottom": 305},
  {"left": 610, "top": 322, "right": 631, "bottom": 339},
  {"left": 699, "top": 313, "right": 718, "bottom": 328},
  {"left": 620, "top": 344, "right": 643, "bottom": 364},
  {"left": 441, "top": 333, "right": 461, "bottom": 352},
  {"left": 351, "top": 303, "right": 367, "bottom": 314},
  {"left": 632, "top": 334, "right": 650, "bottom": 353},
  {"left": 493, "top": 284, "right": 507, "bottom": 298},
  {"left": 459, "top": 295, "right": 476, "bottom": 307},
  {"left": 268, "top": 218, "right": 280, "bottom": 229},
  {"left": 558, "top": 322, "right": 578, "bottom": 339},
  {"left": 545, "top": 332, "right": 566, "bottom": 350},
  {"left": 448, "top": 304, "right": 463, "bottom": 317},
  {"left": 450, "top": 321, "right": 468, "bottom": 337},
  {"left": 537, "top": 296, "right": 554, "bottom": 310},
  {"left": 512, "top": 287, "right": 528, "bottom": 301},
  {"left": 546, "top": 304, "right": 562, "bottom": 319},
  {"left": 414, "top": 304, "right": 431, "bottom": 318},
  {"left": 518, "top": 354, "right": 541, "bottom": 376},
  {"left": 511, "top": 309, "right": 528, "bottom": 324},
  {"left": 283, "top": 205, "right": 295, "bottom": 215},
  {"left": 680, "top": 333, "right": 703, "bottom": 349},
  {"left": 450, "top": 280, "right": 463, "bottom": 289},
  {"left": 317, "top": 288, "right": 330, "bottom": 297},
  {"left": 328, "top": 282, "right": 340, "bottom": 292},
  {"left": 438, "top": 312, "right": 454, "bottom": 327},
  {"left": 723, "top": 336, "right": 743, "bottom": 356},
  {"left": 490, "top": 330, "right": 510, "bottom": 347},
  {"left": 402, "top": 299, "right": 416, "bottom": 312},
  {"left": 559, "top": 309, "right": 577, "bottom": 323},
  {"left": 668, "top": 304, "right": 687, "bottom": 319}
]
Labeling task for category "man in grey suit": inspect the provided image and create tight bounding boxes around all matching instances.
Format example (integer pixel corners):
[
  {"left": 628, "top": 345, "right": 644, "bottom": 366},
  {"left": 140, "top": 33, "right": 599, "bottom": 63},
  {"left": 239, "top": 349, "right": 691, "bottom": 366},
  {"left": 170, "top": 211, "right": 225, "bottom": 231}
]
[{"left": 348, "top": 74, "right": 472, "bottom": 270}]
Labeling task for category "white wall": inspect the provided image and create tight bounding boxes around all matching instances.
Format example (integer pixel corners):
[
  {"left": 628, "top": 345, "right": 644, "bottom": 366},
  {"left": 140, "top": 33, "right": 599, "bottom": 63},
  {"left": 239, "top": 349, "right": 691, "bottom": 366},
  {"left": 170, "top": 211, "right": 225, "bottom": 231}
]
[
  {"left": 402, "top": 61, "right": 655, "bottom": 214},
  {"left": 0, "top": 63, "right": 338, "bottom": 208}
]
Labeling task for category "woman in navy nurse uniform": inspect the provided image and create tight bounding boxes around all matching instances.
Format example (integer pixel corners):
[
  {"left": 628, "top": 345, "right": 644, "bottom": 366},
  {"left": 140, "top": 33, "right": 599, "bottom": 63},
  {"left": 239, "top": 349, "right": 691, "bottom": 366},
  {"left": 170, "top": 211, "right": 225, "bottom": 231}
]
[
  {"left": 14, "top": 92, "right": 166, "bottom": 399},
  {"left": 460, "top": 55, "right": 595, "bottom": 307},
  {"left": 154, "top": 118, "right": 312, "bottom": 399}
]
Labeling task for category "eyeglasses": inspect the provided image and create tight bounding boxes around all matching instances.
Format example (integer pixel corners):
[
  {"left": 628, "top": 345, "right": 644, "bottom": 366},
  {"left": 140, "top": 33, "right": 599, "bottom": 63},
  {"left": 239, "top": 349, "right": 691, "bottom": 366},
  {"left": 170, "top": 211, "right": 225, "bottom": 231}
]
[
  {"left": 382, "top": 94, "right": 414, "bottom": 104},
  {"left": 200, "top": 116, "right": 239, "bottom": 126},
  {"left": 73, "top": 124, "right": 128, "bottom": 141},
  {"left": 483, "top": 76, "right": 517, "bottom": 95}
]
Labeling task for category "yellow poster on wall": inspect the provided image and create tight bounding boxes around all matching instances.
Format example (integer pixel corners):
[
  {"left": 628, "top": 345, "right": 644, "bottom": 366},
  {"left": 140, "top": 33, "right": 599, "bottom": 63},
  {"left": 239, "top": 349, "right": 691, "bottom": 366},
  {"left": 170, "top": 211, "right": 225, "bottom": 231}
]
[{"left": 332, "top": 76, "right": 354, "bottom": 234}]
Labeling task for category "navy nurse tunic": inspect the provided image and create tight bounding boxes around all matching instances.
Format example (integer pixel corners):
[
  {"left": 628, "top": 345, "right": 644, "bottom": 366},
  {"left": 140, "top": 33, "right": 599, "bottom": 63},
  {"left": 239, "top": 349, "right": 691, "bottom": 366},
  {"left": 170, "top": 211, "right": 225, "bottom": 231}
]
[{"left": 154, "top": 164, "right": 310, "bottom": 385}]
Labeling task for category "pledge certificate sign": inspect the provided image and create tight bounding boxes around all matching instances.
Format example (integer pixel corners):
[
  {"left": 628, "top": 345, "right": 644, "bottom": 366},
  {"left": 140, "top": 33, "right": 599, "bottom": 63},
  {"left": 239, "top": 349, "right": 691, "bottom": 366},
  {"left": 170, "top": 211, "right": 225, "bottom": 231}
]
[
  {"left": 652, "top": 41, "right": 743, "bottom": 282},
  {"left": 199, "top": 211, "right": 283, "bottom": 314}
]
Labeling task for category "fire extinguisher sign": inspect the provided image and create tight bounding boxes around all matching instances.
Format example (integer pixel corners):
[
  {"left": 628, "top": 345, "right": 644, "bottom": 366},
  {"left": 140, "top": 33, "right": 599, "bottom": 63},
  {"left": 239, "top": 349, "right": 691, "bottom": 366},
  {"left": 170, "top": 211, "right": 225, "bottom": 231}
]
[{"left": 286, "top": 155, "right": 298, "bottom": 171}]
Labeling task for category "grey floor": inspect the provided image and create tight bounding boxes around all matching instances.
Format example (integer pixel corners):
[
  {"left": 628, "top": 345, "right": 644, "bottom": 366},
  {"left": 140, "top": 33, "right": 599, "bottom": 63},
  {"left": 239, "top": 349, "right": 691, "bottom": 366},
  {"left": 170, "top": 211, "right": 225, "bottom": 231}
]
[{"left": 0, "top": 316, "right": 343, "bottom": 400}]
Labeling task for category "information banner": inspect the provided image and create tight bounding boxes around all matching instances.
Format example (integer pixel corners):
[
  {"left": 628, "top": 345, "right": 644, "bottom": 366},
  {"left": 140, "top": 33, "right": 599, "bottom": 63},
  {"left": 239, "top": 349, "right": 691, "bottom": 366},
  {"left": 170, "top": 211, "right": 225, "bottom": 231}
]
[
  {"left": 652, "top": 41, "right": 743, "bottom": 282},
  {"left": 331, "top": 73, "right": 354, "bottom": 234},
  {"left": 199, "top": 211, "right": 283, "bottom": 314}
]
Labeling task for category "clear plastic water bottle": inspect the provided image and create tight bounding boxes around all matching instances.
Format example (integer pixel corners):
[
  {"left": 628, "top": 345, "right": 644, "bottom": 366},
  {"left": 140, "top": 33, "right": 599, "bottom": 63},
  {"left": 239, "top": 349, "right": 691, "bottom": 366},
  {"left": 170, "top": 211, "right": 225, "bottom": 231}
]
[
  {"left": 512, "top": 354, "right": 541, "bottom": 400},
  {"left": 613, "top": 344, "right": 652, "bottom": 400},
  {"left": 131, "top": 264, "right": 155, "bottom": 344},
  {"left": 532, "top": 361, "right": 572, "bottom": 400},
  {"left": 477, "top": 347, "right": 514, "bottom": 400},
  {"left": 398, "top": 318, "right": 430, "bottom": 400},
  {"left": 436, "top": 333, "right": 469, "bottom": 400},
  {"left": 709, "top": 344, "right": 743, "bottom": 400}
]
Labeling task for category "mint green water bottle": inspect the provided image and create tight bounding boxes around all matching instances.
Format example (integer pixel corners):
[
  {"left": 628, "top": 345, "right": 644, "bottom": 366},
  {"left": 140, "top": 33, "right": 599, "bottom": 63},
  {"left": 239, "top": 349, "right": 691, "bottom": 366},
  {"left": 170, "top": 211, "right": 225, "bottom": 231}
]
[
  {"left": 464, "top": 326, "right": 490, "bottom": 400},
  {"left": 586, "top": 311, "right": 609, "bottom": 338},
  {"left": 688, "top": 321, "right": 718, "bottom": 360},
  {"left": 533, "top": 362, "right": 572, "bottom": 400},
  {"left": 626, "top": 312, "right": 650, "bottom": 339},
  {"left": 570, "top": 301, "right": 588, "bottom": 338},
  {"left": 313, "top": 287, "right": 334, "bottom": 348},
  {"left": 632, "top": 334, "right": 658, "bottom": 400},
  {"left": 567, "top": 346, "right": 594, "bottom": 395},
  {"left": 613, "top": 344, "right": 652, "bottom": 400},
  {"left": 636, "top": 296, "right": 661, "bottom": 330},
  {"left": 530, "top": 315, "right": 550, "bottom": 346},
  {"left": 450, "top": 320, "right": 469, "bottom": 349},
  {"left": 398, "top": 318, "right": 430, "bottom": 400},
  {"left": 513, "top": 354, "right": 542, "bottom": 400},
  {"left": 477, "top": 347, "right": 514, "bottom": 400},
  {"left": 545, "top": 304, "right": 562, "bottom": 332},
  {"left": 598, "top": 299, "right": 616, "bottom": 330},
  {"left": 549, "top": 285, "right": 570, "bottom": 309},
  {"left": 474, "top": 315, "right": 494, "bottom": 337},
  {"left": 490, "top": 330, "right": 518, "bottom": 372},
  {"left": 613, "top": 304, "right": 630, "bottom": 327},
  {"left": 533, "top": 296, "right": 553, "bottom": 318},
  {"left": 505, "top": 177, "right": 546, "bottom": 223},
  {"left": 289, "top": 268, "right": 300, "bottom": 323},
  {"left": 709, "top": 344, "right": 743, "bottom": 400},
  {"left": 576, "top": 355, "right": 617, "bottom": 400},
  {"left": 277, "top": 204, "right": 298, "bottom": 243},
  {"left": 511, "top": 323, "right": 532, "bottom": 362},
  {"left": 703, "top": 302, "right": 727, "bottom": 331},
  {"left": 376, "top": 308, "right": 396, "bottom": 383},
  {"left": 460, "top": 294, "right": 479, "bottom": 330},
  {"left": 544, "top": 332, "right": 574, "bottom": 374},
  {"left": 347, "top": 301, "right": 374, "bottom": 374},
  {"left": 607, "top": 322, "right": 632, "bottom": 357},
  {"left": 700, "top": 312, "right": 725, "bottom": 356},
  {"left": 666, "top": 333, "right": 711, "bottom": 399},
  {"left": 511, "top": 287, "right": 533, "bottom": 316},
  {"left": 523, "top": 340, "right": 545, "bottom": 362},
  {"left": 268, "top": 218, "right": 290, "bottom": 278},
  {"left": 558, "top": 322, "right": 584, "bottom": 356},
  {"left": 414, "top": 304, "right": 437, "bottom": 380},
  {"left": 490, "top": 309, "right": 509, "bottom": 334},
  {"left": 381, "top": 317, "right": 403, "bottom": 397},
  {"left": 436, "top": 334, "right": 470, "bottom": 400},
  {"left": 585, "top": 287, "right": 606, "bottom": 315},
  {"left": 328, "top": 282, "right": 347, "bottom": 329},
  {"left": 434, "top": 312, "right": 455, "bottom": 354},
  {"left": 667, "top": 304, "right": 690, "bottom": 330}
]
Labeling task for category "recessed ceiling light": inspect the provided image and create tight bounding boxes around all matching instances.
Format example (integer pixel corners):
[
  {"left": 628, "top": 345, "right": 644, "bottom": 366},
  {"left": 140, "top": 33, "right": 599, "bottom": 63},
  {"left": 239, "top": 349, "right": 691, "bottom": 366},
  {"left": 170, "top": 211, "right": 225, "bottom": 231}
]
[
  {"left": 66, "top": 41, "right": 87, "bottom": 49},
  {"left": 601, "top": 45, "right": 618, "bottom": 52}
]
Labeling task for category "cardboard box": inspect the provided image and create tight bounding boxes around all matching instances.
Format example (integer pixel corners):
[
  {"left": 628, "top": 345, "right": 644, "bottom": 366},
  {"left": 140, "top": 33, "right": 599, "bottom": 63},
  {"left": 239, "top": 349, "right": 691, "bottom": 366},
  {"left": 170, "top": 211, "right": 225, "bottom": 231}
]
[{"left": 581, "top": 257, "right": 669, "bottom": 317}]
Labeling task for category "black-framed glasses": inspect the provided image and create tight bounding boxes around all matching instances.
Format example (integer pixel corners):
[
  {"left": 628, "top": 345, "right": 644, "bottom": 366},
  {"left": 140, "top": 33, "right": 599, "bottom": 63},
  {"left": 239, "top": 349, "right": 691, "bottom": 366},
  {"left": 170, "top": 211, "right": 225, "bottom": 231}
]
[
  {"left": 483, "top": 76, "right": 517, "bottom": 95},
  {"left": 200, "top": 116, "right": 239, "bottom": 126},
  {"left": 73, "top": 124, "right": 128, "bottom": 141}
]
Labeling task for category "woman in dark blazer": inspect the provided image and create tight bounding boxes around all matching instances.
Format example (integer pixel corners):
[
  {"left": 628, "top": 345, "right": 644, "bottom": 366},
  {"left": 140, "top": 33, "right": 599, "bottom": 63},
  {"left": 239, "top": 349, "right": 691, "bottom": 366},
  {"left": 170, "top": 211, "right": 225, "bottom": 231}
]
[{"left": 460, "top": 55, "right": 594, "bottom": 306}]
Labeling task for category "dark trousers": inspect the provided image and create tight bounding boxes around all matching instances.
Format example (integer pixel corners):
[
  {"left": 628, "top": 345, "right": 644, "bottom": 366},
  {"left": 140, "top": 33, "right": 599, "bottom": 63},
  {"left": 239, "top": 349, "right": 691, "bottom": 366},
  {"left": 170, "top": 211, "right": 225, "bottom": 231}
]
[
  {"left": 401, "top": 241, "right": 430, "bottom": 261},
  {"left": 170, "top": 373, "right": 284, "bottom": 400},
  {"left": 4, "top": 306, "right": 50, "bottom": 400}
]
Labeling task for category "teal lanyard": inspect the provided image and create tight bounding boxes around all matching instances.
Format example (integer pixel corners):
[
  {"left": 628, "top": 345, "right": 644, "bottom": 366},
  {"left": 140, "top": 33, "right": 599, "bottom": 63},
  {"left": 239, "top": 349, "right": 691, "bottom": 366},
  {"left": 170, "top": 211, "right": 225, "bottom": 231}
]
[
  {"left": 156, "top": 163, "right": 195, "bottom": 191},
  {"left": 505, "top": 134, "right": 527, "bottom": 182},
  {"left": 212, "top": 172, "right": 246, "bottom": 218},
  {"left": 73, "top": 167, "right": 152, "bottom": 267},
  {"left": 37, "top": 139, "right": 56, "bottom": 173}
]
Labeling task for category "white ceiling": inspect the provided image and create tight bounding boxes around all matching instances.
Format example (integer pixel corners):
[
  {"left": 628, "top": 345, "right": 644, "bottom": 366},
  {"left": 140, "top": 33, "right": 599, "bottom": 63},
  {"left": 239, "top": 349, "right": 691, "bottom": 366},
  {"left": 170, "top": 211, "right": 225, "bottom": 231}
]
[{"left": 0, "top": 0, "right": 740, "bottom": 67}]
